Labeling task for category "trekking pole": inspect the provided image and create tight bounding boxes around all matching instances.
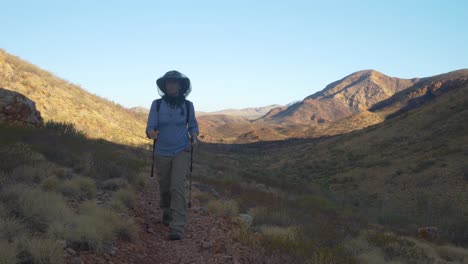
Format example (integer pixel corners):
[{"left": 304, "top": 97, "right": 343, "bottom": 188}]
[
  {"left": 188, "top": 143, "right": 194, "bottom": 208},
  {"left": 144, "top": 139, "right": 156, "bottom": 233}
]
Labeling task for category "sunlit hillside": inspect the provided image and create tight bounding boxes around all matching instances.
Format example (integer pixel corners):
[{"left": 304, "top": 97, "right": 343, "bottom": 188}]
[{"left": 0, "top": 49, "right": 148, "bottom": 146}]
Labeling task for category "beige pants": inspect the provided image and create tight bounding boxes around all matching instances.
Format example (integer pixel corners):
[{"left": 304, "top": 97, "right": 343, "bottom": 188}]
[{"left": 155, "top": 147, "right": 191, "bottom": 236}]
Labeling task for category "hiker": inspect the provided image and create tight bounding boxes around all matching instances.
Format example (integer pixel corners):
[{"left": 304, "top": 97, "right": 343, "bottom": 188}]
[{"left": 145, "top": 70, "right": 199, "bottom": 240}]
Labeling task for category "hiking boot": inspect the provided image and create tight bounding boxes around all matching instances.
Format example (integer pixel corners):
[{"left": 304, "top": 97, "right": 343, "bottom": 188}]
[
  {"left": 168, "top": 230, "right": 185, "bottom": 240},
  {"left": 168, "top": 233, "right": 182, "bottom": 240},
  {"left": 162, "top": 210, "right": 171, "bottom": 226}
]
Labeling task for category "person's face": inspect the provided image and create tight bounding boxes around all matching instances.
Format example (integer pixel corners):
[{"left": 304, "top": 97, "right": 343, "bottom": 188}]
[{"left": 165, "top": 79, "right": 180, "bottom": 97}]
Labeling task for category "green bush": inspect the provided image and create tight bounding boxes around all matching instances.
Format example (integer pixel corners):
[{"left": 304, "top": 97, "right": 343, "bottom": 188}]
[{"left": 44, "top": 120, "right": 86, "bottom": 138}]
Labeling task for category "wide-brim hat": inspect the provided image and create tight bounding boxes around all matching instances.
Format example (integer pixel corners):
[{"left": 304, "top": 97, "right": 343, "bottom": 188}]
[{"left": 156, "top": 70, "right": 191, "bottom": 97}]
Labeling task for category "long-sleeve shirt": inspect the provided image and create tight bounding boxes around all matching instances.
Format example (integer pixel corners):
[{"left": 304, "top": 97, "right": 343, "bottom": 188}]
[{"left": 146, "top": 98, "right": 199, "bottom": 156}]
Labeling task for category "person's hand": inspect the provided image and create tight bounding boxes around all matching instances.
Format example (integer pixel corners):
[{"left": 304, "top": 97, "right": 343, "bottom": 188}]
[
  {"left": 190, "top": 134, "right": 198, "bottom": 148},
  {"left": 148, "top": 130, "right": 159, "bottom": 139}
]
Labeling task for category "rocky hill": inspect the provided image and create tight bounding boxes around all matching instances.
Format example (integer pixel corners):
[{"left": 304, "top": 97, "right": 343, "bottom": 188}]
[
  {"left": 258, "top": 70, "right": 418, "bottom": 124},
  {"left": 0, "top": 49, "right": 148, "bottom": 146}
]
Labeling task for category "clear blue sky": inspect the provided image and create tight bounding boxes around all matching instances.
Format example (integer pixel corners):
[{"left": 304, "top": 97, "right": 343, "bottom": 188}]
[{"left": 1, "top": 0, "right": 467, "bottom": 112}]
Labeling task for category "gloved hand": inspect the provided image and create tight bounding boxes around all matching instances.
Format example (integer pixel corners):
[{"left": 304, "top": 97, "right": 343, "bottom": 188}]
[
  {"left": 148, "top": 130, "right": 159, "bottom": 140},
  {"left": 190, "top": 133, "right": 198, "bottom": 148}
]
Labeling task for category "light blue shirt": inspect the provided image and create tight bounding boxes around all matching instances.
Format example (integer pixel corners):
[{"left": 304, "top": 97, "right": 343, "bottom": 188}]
[{"left": 145, "top": 98, "right": 199, "bottom": 156}]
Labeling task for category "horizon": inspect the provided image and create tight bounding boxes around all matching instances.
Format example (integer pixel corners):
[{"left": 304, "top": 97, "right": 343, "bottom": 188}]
[{"left": 1, "top": 1, "right": 467, "bottom": 112}]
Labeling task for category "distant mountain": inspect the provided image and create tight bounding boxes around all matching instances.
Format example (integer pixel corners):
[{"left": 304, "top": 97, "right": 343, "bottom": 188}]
[
  {"left": 303, "top": 69, "right": 468, "bottom": 138},
  {"left": 0, "top": 49, "right": 148, "bottom": 146},
  {"left": 130, "top": 104, "right": 283, "bottom": 121},
  {"left": 203, "top": 69, "right": 468, "bottom": 143},
  {"left": 257, "top": 70, "right": 418, "bottom": 124},
  {"left": 197, "top": 104, "right": 282, "bottom": 120},
  {"left": 369, "top": 69, "right": 468, "bottom": 118},
  {"left": 128, "top": 106, "right": 149, "bottom": 115}
]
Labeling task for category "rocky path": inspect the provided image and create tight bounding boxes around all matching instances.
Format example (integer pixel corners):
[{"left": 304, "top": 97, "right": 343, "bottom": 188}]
[{"left": 69, "top": 175, "right": 261, "bottom": 264}]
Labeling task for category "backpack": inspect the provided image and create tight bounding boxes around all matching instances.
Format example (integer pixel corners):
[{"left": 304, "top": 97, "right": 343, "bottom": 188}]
[{"left": 156, "top": 98, "right": 190, "bottom": 127}]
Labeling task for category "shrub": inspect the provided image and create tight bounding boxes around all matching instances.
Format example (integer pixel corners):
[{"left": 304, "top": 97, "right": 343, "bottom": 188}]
[
  {"left": 0, "top": 239, "right": 18, "bottom": 264},
  {"left": 0, "top": 204, "right": 8, "bottom": 218},
  {"left": 44, "top": 120, "right": 86, "bottom": 138},
  {"left": 10, "top": 164, "right": 47, "bottom": 184},
  {"left": 114, "top": 217, "right": 138, "bottom": 242},
  {"left": 248, "top": 206, "right": 293, "bottom": 227},
  {"left": 41, "top": 176, "right": 60, "bottom": 191},
  {"left": 66, "top": 201, "right": 120, "bottom": 251},
  {"left": 25, "top": 237, "right": 64, "bottom": 264},
  {"left": 59, "top": 176, "right": 97, "bottom": 200},
  {"left": 464, "top": 165, "right": 468, "bottom": 181},
  {"left": 113, "top": 188, "right": 136, "bottom": 209},
  {"left": 0, "top": 143, "right": 44, "bottom": 172},
  {"left": 58, "top": 180, "right": 81, "bottom": 199},
  {"left": 297, "top": 194, "right": 337, "bottom": 213},
  {"left": 73, "top": 152, "right": 94, "bottom": 175},
  {"left": 128, "top": 173, "right": 146, "bottom": 191},
  {"left": 108, "top": 199, "right": 127, "bottom": 213},
  {"left": 100, "top": 178, "right": 128, "bottom": 191},
  {"left": 259, "top": 225, "right": 298, "bottom": 242},
  {"left": 74, "top": 177, "right": 97, "bottom": 199},
  {"left": 207, "top": 199, "right": 239, "bottom": 216},
  {"left": 0, "top": 217, "right": 25, "bottom": 242},
  {"left": 363, "top": 231, "right": 432, "bottom": 263},
  {"left": 17, "top": 186, "right": 73, "bottom": 231},
  {"left": 46, "top": 221, "right": 67, "bottom": 241},
  {"left": 66, "top": 214, "right": 115, "bottom": 251}
]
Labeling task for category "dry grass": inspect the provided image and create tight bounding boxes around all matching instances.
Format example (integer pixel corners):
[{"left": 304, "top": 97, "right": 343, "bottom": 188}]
[
  {"left": 25, "top": 237, "right": 64, "bottom": 264},
  {"left": 0, "top": 123, "right": 145, "bottom": 254},
  {"left": 0, "top": 239, "right": 18, "bottom": 264},
  {"left": 0, "top": 216, "right": 25, "bottom": 242},
  {"left": 113, "top": 188, "right": 137, "bottom": 209},
  {"left": 207, "top": 199, "right": 239, "bottom": 216},
  {"left": 345, "top": 230, "right": 468, "bottom": 264},
  {"left": 59, "top": 176, "right": 97, "bottom": 200},
  {"left": 65, "top": 200, "right": 138, "bottom": 249}
]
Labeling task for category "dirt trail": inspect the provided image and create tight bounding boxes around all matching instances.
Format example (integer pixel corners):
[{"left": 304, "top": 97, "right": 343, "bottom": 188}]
[{"left": 70, "top": 175, "right": 256, "bottom": 264}]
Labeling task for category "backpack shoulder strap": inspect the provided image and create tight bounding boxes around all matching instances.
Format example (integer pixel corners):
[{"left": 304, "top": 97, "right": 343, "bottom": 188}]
[
  {"left": 185, "top": 100, "right": 191, "bottom": 126},
  {"left": 156, "top": 98, "right": 162, "bottom": 112}
]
